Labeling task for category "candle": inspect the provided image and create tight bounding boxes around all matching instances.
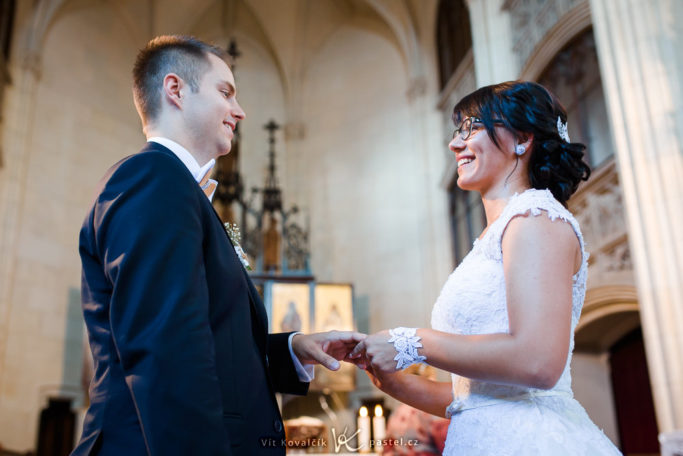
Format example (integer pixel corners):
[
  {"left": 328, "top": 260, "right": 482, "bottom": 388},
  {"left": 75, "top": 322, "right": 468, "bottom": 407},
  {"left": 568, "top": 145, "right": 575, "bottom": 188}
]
[
  {"left": 373, "top": 405, "right": 386, "bottom": 453},
  {"left": 357, "top": 406, "right": 371, "bottom": 453}
]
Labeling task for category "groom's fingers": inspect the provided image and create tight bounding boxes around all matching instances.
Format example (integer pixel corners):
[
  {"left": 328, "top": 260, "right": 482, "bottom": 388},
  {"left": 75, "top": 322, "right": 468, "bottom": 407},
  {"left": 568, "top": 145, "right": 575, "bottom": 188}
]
[
  {"left": 301, "top": 331, "right": 368, "bottom": 369},
  {"left": 317, "top": 331, "right": 366, "bottom": 355},
  {"left": 326, "top": 331, "right": 366, "bottom": 344},
  {"left": 345, "top": 331, "right": 367, "bottom": 342},
  {"left": 320, "top": 333, "right": 364, "bottom": 349},
  {"left": 312, "top": 349, "right": 341, "bottom": 371},
  {"left": 349, "top": 340, "right": 366, "bottom": 358}
]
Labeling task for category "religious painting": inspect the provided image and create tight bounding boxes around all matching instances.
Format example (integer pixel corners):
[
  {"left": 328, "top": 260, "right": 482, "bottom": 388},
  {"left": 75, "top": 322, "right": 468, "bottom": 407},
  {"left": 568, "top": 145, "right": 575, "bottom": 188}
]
[
  {"left": 269, "top": 282, "right": 311, "bottom": 334},
  {"left": 311, "top": 283, "right": 355, "bottom": 391},
  {"left": 314, "top": 284, "right": 354, "bottom": 332}
]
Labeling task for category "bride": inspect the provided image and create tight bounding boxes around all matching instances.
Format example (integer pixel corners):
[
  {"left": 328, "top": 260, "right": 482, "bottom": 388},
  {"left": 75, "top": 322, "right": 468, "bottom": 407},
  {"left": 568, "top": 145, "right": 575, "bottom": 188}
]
[{"left": 349, "top": 81, "right": 622, "bottom": 455}]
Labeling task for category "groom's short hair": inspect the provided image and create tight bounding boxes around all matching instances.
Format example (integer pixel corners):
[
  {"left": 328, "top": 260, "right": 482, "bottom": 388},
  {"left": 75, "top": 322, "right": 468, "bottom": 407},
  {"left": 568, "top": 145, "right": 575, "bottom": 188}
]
[{"left": 132, "top": 35, "right": 228, "bottom": 124}]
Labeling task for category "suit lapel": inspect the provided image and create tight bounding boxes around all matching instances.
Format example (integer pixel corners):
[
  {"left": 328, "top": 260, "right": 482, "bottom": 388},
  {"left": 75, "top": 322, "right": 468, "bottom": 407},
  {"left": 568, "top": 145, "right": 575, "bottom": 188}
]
[
  {"left": 206, "top": 203, "right": 270, "bottom": 343},
  {"left": 146, "top": 143, "right": 270, "bottom": 356}
]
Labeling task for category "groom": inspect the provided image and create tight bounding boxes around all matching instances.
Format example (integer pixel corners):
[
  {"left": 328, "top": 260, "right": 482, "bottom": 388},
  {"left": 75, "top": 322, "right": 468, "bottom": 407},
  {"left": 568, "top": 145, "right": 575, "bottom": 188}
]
[{"left": 72, "top": 35, "right": 364, "bottom": 455}]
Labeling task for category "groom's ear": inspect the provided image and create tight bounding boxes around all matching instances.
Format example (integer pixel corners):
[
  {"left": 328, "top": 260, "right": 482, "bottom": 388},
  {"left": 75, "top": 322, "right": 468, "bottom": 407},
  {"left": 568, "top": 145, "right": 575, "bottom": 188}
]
[{"left": 162, "top": 73, "right": 184, "bottom": 110}]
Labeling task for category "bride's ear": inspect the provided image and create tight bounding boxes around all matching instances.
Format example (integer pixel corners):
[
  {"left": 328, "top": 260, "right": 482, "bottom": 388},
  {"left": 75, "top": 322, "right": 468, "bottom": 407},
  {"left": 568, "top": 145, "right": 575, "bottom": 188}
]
[{"left": 516, "top": 133, "right": 534, "bottom": 156}]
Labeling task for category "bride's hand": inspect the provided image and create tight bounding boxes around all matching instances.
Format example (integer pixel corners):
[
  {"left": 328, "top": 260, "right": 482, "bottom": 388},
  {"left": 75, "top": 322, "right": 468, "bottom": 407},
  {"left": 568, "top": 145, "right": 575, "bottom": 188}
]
[
  {"left": 364, "top": 363, "right": 405, "bottom": 395},
  {"left": 349, "top": 330, "right": 398, "bottom": 374}
]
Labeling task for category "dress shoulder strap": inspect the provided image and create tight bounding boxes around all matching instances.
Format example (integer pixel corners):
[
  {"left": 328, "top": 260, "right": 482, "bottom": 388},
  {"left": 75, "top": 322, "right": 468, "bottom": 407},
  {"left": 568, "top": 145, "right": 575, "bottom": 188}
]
[{"left": 480, "top": 189, "right": 587, "bottom": 266}]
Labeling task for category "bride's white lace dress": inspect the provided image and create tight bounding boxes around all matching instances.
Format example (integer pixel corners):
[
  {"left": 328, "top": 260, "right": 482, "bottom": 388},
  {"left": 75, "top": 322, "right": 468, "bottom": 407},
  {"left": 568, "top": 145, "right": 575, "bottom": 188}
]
[{"left": 431, "top": 188, "right": 622, "bottom": 455}]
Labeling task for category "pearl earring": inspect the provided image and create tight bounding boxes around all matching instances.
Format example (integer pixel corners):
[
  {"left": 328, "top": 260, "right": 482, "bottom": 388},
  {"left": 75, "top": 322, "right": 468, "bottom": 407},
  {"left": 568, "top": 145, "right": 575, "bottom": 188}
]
[{"left": 515, "top": 144, "right": 526, "bottom": 156}]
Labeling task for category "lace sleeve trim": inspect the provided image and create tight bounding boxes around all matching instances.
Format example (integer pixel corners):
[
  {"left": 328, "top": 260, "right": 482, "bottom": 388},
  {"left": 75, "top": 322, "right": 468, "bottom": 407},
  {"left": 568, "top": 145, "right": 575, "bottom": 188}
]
[{"left": 480, "top": 189, "right": 588, "bottom": 277}]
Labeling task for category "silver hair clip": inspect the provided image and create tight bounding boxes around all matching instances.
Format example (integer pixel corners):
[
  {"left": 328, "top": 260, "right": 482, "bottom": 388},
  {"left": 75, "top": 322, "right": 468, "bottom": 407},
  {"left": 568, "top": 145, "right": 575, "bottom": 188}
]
[{"left": 557, "top": 117, "right": 570, "bottom": 142}]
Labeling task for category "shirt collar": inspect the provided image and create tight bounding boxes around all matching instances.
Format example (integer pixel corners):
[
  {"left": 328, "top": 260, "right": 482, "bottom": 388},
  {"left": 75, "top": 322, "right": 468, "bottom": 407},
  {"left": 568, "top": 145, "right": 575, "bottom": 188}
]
[{"left": 147, "top": 137, "right": 215, "bottom": 185}]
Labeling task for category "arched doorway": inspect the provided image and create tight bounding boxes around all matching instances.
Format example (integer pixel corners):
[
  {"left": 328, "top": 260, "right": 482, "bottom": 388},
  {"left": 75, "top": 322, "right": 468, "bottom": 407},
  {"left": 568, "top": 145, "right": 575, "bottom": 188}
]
[{"left": 609, "top": 328, "right": 659, "bottom": 455}]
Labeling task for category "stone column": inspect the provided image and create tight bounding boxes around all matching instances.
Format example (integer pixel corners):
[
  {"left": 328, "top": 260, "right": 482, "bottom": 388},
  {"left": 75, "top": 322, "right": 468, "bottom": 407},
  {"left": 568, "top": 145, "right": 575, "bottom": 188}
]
[
  {"left": 0, "top": 49, "right": 43, "bottom": 450},
  {"left": 465, "top": 0, "right": 519, "bottom": 86},
  {"left": 590, "top": 0, "right": 683, "bottom": 432}
]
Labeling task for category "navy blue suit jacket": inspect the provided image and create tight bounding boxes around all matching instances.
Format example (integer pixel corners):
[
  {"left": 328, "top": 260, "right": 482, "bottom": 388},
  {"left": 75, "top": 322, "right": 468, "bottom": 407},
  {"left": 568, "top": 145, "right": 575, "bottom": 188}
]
[{"left": 72, "top": 142, "right": 308, "bottom": 455}]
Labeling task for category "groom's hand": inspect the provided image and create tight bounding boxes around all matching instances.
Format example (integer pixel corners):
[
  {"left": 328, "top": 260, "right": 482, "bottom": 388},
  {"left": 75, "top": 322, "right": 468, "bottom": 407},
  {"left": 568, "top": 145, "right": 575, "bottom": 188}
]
[{"left": 291, "top": 331, "right": 366, "bottom": 371}]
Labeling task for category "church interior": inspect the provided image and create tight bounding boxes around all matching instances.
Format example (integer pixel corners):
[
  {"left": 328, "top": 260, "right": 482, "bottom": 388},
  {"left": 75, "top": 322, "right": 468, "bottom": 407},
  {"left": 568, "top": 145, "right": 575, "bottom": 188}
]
[{"left": 0, "top": 0, "right": 682, "bottom": 455}]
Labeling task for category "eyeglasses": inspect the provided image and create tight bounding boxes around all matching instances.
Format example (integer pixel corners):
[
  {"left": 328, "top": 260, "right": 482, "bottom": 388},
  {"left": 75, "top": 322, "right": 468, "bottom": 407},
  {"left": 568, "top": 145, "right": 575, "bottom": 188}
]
[
  {"left": 452, "top": 117, "right": 504, "bottom": 141},
  {"left": 452, "top": 117, "right": 483, "bottom": 141}
]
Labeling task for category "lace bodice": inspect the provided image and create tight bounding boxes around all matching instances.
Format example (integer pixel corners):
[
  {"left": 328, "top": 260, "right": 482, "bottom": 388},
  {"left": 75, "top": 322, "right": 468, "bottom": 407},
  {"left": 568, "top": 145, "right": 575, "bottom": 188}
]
[{"left": 430, "top": 188, "right": 588, "bottom": 414}]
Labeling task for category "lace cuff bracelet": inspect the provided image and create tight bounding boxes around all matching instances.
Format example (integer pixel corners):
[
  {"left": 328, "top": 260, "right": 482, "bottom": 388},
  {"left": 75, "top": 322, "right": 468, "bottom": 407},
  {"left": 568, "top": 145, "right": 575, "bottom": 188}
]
[{"left": 388, "top": 327, "right": 427, "bottom": 370}]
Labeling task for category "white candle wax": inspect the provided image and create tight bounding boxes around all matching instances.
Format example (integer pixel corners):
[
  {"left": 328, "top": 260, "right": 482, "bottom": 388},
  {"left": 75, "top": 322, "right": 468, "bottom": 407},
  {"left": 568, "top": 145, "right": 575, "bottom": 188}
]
[
  {"left": 357, "top": 406, "right": 371, "bottom": 453},
  {"left": 373, "top": 405, "right": 386, "bottom": 453}
]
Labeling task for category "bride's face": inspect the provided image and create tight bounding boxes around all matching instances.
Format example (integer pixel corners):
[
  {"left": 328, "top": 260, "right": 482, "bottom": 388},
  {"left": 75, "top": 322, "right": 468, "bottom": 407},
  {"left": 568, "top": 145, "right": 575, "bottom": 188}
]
[{"left": 449, "top": 118, "right": 520, "bottom": 194}]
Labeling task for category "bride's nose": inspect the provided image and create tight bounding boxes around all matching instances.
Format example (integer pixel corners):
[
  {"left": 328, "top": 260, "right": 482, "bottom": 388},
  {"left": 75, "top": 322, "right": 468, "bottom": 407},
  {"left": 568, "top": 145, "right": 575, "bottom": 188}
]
[{"left": 449, "top": 135, "right": 466, "bottom": 154}]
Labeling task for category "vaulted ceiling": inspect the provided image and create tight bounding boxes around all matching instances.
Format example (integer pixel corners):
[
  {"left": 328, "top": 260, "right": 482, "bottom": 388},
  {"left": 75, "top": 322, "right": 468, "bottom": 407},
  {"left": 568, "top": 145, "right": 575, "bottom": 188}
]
[{"left": 19, "top": 0, "right": 439, "bottom": 106}]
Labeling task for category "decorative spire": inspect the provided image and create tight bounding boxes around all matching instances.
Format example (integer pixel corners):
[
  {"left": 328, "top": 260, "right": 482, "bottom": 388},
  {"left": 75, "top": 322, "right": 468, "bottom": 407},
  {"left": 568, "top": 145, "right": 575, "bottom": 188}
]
[
  {"left": 262, "top": 120, "right": 282, "bottom": 213},
  {"left": 226, "top": 38, "right": 241, "bottom": 69}
]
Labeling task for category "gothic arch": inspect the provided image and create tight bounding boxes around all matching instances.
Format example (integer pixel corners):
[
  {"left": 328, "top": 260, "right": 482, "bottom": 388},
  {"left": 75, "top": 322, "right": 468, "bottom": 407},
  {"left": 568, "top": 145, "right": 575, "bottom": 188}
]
[
  {"left": 17, "top": 0, "right": 142, "bottom": 77},
  {"left": 187, "top": 0, "right": 289, "bottom": 107},
  {"left": 575, "top": 285, "right": 640, "bottom": 352},
  {"left": 519, "top": 0, "right": 592, "bottom": 81},
  {"left": 187, "top": 0, "right": 427, "bottom": 123},
  {"left": 361, "top": 0, "right": 423, "bottom": 79}
]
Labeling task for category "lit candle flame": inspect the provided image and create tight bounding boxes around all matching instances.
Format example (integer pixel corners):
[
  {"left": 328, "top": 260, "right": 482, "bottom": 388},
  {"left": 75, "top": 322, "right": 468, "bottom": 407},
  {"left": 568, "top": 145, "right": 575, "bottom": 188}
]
[
  {"left": 359, "top": 406, "right": 368, "bottom": 417},
  {"left": 374, "top": 404, "right": 383, "bottom": 417}
]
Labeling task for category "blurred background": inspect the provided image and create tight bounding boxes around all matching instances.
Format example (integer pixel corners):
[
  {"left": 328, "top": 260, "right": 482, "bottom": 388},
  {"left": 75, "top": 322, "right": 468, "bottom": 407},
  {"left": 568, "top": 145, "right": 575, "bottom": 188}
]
[{"left": 0, "top": 0, "right": 682, "bottom": 455}]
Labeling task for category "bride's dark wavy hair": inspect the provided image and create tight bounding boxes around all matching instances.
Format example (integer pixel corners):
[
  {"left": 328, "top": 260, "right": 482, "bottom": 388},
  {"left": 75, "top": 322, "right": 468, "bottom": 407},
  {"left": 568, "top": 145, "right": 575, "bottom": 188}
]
[{"left": 452, "top": 81, "right": 590, "bottom": 207}]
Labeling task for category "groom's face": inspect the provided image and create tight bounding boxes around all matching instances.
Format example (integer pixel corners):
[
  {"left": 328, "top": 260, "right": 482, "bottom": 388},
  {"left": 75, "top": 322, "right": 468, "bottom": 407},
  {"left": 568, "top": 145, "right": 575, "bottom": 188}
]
[{"left": 183, "top": 53, "right": 245, "bottom": 159}]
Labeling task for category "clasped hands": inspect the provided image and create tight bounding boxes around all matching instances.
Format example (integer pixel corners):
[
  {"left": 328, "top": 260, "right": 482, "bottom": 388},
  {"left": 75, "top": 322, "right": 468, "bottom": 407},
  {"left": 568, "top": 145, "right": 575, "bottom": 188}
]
[{"left": 292, "top": 330, "right": 398, "bottom": 375}]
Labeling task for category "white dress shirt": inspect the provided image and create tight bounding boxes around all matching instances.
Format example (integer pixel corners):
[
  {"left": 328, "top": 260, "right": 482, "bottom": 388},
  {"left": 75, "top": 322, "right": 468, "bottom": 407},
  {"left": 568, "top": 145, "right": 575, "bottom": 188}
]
[{"left": 147, "top": 137, "right": 314, "bottom": 382}]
